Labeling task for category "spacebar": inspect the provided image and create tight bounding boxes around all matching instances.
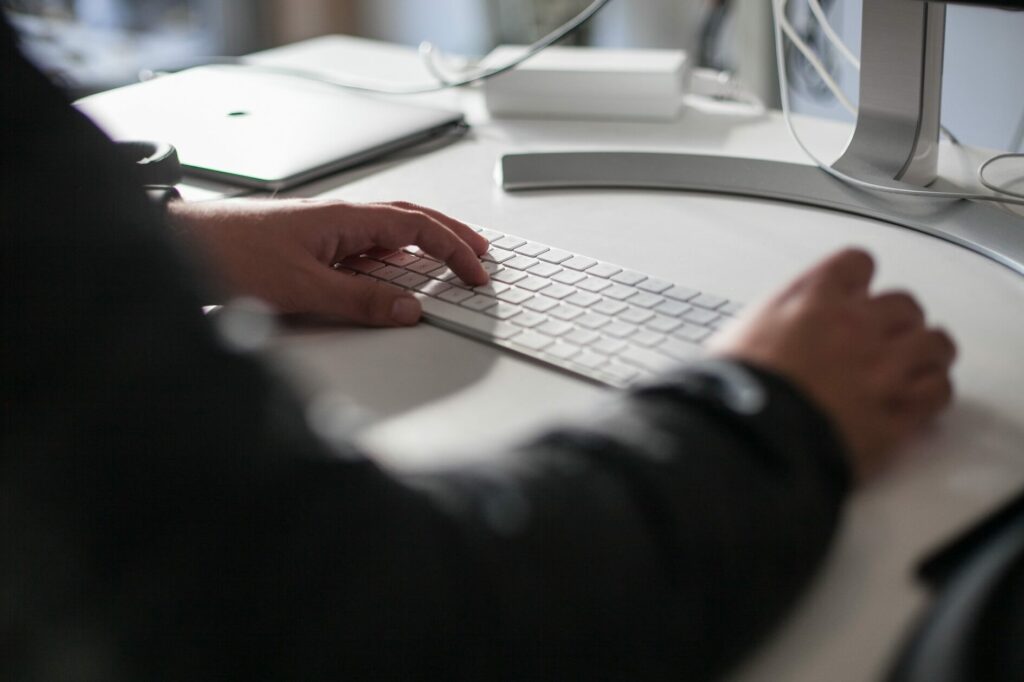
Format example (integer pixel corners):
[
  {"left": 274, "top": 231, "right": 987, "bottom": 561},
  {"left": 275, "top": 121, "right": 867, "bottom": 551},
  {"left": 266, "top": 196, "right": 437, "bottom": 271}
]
[{"left": 413, "top": 294, "right": 521, "bottom": 340}]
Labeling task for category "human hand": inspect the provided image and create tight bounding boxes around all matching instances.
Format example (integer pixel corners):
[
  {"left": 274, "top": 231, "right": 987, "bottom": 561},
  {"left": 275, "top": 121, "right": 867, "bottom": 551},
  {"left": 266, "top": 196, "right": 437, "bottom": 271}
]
[
  {"left": 167, "top": 198, "right": 489, "bottom": 326},
  {"left": 710, "top": 249, "right": 956, "bottom": 481}
]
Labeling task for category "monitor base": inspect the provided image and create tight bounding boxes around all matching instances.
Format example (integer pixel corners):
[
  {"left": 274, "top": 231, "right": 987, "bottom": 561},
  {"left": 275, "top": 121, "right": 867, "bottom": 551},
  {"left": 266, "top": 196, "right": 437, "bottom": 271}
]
[{"left": 500, "top": 151, "right": 1024, "bottom": 278}]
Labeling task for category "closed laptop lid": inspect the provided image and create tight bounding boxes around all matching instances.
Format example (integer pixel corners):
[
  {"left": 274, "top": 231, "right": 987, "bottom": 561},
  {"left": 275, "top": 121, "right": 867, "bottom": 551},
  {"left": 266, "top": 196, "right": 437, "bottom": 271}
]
[{"left": 75, "top": 65, "right": 464, "bottom": 190}]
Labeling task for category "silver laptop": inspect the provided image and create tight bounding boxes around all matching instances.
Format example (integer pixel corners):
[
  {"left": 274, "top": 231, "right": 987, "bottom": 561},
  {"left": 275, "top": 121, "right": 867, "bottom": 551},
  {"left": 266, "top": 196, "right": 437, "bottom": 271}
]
[{"left": 75, "top": 65, "right": 464, "bottom": 191}]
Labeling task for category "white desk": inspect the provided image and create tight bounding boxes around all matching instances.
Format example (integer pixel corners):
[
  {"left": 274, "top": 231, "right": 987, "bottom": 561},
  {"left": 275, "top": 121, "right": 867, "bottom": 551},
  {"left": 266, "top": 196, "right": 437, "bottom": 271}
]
[{"left": 212, "top": 36, "right": 1024, "bottom": 682}]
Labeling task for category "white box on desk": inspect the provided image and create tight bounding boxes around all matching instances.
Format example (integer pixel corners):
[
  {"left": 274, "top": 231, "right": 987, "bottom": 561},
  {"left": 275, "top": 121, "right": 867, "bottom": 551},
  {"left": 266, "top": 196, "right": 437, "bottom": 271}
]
[{"left": 481, "top": 45, "right": 689, "bottom": 122}]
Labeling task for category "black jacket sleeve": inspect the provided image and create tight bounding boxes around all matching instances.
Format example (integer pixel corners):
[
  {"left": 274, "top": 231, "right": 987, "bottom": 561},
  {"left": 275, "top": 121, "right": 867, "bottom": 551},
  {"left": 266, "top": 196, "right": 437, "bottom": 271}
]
[{"left": 1, "top": 20, "right": 850, "bottom": 681}]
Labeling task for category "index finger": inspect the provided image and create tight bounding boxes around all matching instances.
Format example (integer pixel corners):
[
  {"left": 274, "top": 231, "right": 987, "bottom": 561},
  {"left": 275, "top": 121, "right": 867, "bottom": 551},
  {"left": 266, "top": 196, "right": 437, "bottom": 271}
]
[
  {"left": 353, "top": 205, "right": 489, "bottom": 286},
  {"left": 379, "top": 201, "right": 490, "bottom": 256},
  {"left": 804, "top": 248, "right": 875, "bottom": 298}
]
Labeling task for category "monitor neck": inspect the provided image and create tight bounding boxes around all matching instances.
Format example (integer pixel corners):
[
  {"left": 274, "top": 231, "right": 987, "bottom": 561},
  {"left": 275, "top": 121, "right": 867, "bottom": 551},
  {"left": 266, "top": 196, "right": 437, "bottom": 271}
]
[{"left": 833, "top": 0, "right": 946, "bottom": 187}]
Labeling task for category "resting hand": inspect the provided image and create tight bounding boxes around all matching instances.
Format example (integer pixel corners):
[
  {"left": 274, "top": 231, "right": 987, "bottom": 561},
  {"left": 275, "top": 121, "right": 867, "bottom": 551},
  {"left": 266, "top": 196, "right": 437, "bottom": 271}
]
[
  {"left": 167, "top": 198, "right": 489, "bottom": 326},
  {"left": 711, "top": 249, "right": 957, "bottom": 481}
]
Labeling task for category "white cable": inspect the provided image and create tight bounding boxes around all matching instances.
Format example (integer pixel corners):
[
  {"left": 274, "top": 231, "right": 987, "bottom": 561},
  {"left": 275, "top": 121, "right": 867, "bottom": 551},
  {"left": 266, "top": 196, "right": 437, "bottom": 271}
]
[
  {"left": 687, "top": 69, "right": 766, "bottom": 114},
  {"left": 777, "top": 2, "right": 857, "bottom": 116},
  {"left": 227, "top": 0, "right": 613, "bottom": 96},
  {"left": 979, "top": 153, "right": 1024, "bottom": 200},
  {"left": 771, "top": 0, "right": 1024, "bottom": 207},
  {"left": 806, "top": 0, "right": 860, "bottom": 69},
  {"left": 418, "top": 41, "right": 461, "bottom": 86}
]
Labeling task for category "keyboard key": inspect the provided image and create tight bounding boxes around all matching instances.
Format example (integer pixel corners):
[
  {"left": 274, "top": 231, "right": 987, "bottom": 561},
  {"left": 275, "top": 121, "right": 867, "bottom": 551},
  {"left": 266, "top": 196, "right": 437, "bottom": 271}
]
[
  {"left": 480, "top": 261, "right": 504, "bottom": 275},
  {"left": 428, "top": 266, "right": 459, "bottom": 282},
  {"left": 632, "top": 329, "right": 666, "bottom": 347},
  {"left": 602, "top": 362, "right": 640, "bottom": 384},
  {"left": 620, "top": 307, "right": 655, "bottom": 325},
  {"left": 493, "top": 269, "right": 528, "bottom": 285},
  {"left": 415, "top": 280, "right": 451, "bottom": 297},
  {"left": 394, "top": 272, "right": 429, "bottom": 289},
  {"left": 384, "top": 252, "right": 420, "bottom": 268},
  {"left": 646, "top": 315, "right": 683, "bottom": 334},
  {"left": 538, "top": 320, "right": 574, "bottom": 337},
  {"left": 586, "top": 263, "right": 622, "bottom": 279},
  {"left": 345, "top": 257, "right": 385, "bottom": 274},
  {"left": 612, "top": 270, "right": 647, "bottom": 286},
  {"left": 541, "top": 283, "right": 576, "bottom": 300},
  {"left": 637, "top": 278, "right": 672, "bottom": 294},
  {"left": 438, "top": 287, "right": 474, "bottom": 304},
  {"left": 592, "top": 299, "right": 628, "bottom": 316},
  {"left": 657, "top": 337, "right": 702, "bottom": 361},
  {"left": 477, "top": 227, "right": 503, "bottom": 241},
  {"left": 683, "top": 308, "right": 719, "bottom": 326},
  {"left": 474, "top": 282, "right": 511, "bottom": 297},
  {"left": 573, "top": 351, "right": 608, "bottom": 370},
  {"left": 629, "top": 292, "right": 665, "bottom": 309},
  {"left": 655, "top": 300, "right": 692, "bottom": 317},
  {"left": 482, "top": 248, "right": 515, "bottom": 263},
  {"left": 577, "top": 277, "right": 613, "bottom": 294},
  {"left": 506, "top": 255, "right": 540, "bottom": 271},
  {"left": 517, "top": 275, "right": 551, "bottom": 292},
  {"left": 664, "top": 285, "right": 700, "bottom": 302},
  {"left": 721, "top": 301, "right": 744, "bottom": 316},
  {"left": 493, "top": 236, "right": 527, "bottom": 250},
  {"left": 550, "top": 304, "right": 585, "bottom": 321},
  {"left": 563, "top": 256, "right": 598, "bottom": 271},
  {"left": 603, "top": 321, "right": 638, "bottom": 339},
  {"left": 692, "top": 293, "right": 728, "bottom": 310},
  {"left": 620, "top": 347, "right": 677, "bottom": 374},
  {"left": 462, "top": 295, "right": 498, "bottom": 312},
  {"left": 513, "top": 331, "right": 554, "bottom": 352},
  {"left": 516, "top": 242, "right": 549, "bottom": 258},
  {"left": 511, "top": 311, "right": 547, "bottom": 328},
  {"left": 564, "top": 329, "right": 601, "bottom": 346},
  {"left": 528, "top": 262, "right": 563, "bottom": 278},
  {"left": 497, "top": 288, "right": 533, "bottom": 304},
  {"left": 524, "top": 296, "right": 559, "bottom": 313},
  {"left": 552, "top": 270, "right": 587, "bottom": 285},
  {"left": 566, "top": 291, "right": 602, "bottom": 308},
  {"left": 374, "top": 265, "right": 406, "bottom": 281},
  {"left": 576, "top": 313, "right": 612, "bottom": 330},
  {"left": 539, "top": 248, "right": 573, "bottom": 264},
  {"left": 592, "top": 337, "right": 628, "bottom": 355},
  {"left": 546, "top": 343, "right": 581, "bottom": 361},
  {"left": 409, "top": 258, "right": 446, "bottom": 275},
  {"left": 486, "top": 302, "right": 523, "bottom": 320},
  {"left": 675, "top": 323, "right": 713, "bottom": 343},
  {"left": 603, "top": 284, "right": 639, "bottom": 301}
]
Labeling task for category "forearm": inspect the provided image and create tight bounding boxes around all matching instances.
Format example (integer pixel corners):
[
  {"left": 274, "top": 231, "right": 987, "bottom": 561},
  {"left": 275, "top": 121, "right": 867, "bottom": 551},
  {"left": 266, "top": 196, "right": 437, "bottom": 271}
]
[{"left": 405, "top": 359, "right": 850, "bottom": 679}]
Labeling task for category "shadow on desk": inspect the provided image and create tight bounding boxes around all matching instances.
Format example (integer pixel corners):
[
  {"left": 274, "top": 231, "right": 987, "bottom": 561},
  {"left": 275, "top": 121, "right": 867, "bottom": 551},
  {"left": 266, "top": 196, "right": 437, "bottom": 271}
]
[{"left": 263, "top": 318, "right": 500, "bottom": 427}]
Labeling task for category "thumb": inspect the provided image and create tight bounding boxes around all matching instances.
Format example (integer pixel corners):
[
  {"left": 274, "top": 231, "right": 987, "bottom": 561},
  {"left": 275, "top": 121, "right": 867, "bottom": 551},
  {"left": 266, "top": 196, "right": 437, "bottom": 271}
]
[{"left": 319, "top": 270, "right": 422, "bottom": 327}]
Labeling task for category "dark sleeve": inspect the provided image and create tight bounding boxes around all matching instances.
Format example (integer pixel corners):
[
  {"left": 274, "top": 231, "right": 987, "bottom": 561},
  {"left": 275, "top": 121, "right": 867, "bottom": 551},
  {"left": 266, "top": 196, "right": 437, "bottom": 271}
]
[{"left": 0, "top": 22, "right": 849, "bottom": 682}]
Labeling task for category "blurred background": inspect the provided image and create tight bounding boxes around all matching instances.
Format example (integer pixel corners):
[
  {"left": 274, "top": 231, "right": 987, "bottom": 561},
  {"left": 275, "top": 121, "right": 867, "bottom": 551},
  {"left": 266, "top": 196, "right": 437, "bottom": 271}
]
[{"left": 4, "top": 0, "right": 1022, "bottom": 151}]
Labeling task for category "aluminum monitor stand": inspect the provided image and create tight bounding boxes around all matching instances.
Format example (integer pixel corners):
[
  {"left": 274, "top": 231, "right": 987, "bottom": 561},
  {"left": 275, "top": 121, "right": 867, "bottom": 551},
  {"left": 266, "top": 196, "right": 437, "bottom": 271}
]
[{"left": 499, "top": 0, "right": 1024, "bottom": 278}]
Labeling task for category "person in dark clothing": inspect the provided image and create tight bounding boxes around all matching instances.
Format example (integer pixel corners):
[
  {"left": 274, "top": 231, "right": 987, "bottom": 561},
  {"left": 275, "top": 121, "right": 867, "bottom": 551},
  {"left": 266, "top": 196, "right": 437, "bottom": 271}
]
[{"left": 1, "top": 16, "right": 956, "bottom": 681}]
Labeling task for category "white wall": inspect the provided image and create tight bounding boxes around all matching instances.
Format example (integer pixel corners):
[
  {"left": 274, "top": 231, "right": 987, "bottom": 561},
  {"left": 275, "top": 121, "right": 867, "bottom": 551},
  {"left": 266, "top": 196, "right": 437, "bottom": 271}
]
[{"left": 358, "top": 0, "right": 493, "bottom": 56}]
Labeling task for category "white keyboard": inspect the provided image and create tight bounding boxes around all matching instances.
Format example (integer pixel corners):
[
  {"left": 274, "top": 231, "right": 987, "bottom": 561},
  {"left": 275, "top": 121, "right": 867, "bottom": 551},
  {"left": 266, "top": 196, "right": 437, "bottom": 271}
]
[{"left": 338, "top": 227, "right": 743, "bottom": 388}]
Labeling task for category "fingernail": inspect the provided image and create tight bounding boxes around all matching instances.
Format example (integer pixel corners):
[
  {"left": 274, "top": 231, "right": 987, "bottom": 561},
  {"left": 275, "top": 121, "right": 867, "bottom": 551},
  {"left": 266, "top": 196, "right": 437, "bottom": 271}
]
[{"left": 391, "top": 297, "right": 421, "bottom": 325}]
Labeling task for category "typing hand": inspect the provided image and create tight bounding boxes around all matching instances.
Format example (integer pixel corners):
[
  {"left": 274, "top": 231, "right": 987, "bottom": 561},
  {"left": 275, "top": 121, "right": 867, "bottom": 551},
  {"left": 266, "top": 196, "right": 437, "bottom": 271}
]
[
  {"left": 167, "top": 198, "right": 490, "bottom": 326},
  {"left": 710, "top": 249, "right": 957, "bottom": 481}
]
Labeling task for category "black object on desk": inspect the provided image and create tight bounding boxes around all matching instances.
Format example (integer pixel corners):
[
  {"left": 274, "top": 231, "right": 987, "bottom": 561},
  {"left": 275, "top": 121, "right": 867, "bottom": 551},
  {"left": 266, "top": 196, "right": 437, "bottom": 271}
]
[{"left": 887, "top": 490, "right": 1024, "bottom": 682}]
